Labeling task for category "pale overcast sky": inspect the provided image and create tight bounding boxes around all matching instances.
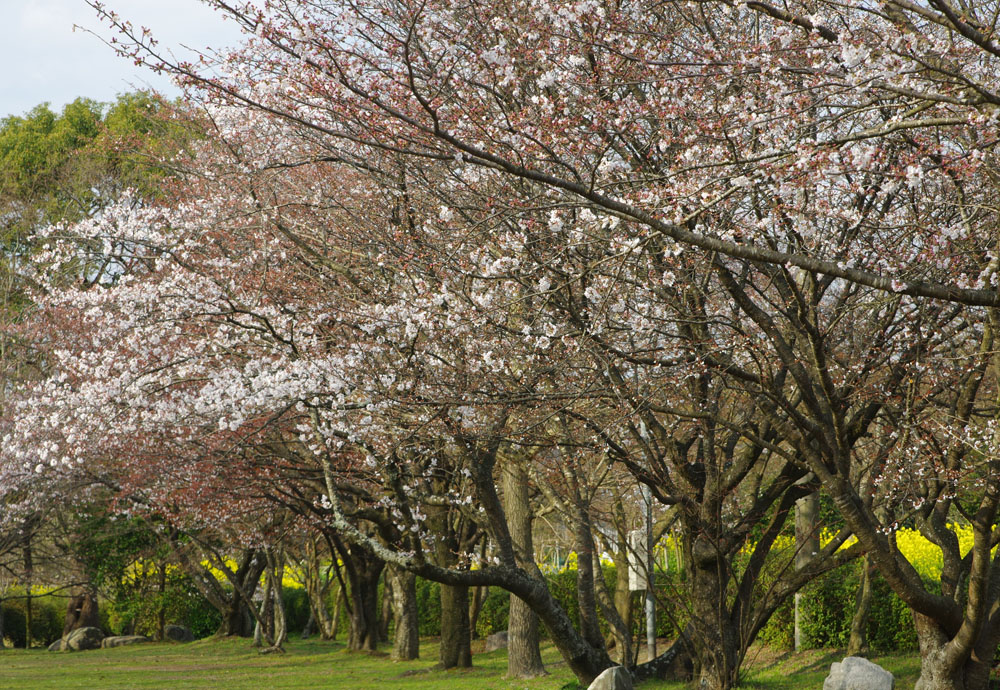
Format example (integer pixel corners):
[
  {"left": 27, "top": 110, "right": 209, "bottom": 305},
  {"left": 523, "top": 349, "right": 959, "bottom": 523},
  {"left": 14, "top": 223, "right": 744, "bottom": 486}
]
[{"left": 2, "top": 0, "right": 247, "bottom": 118}]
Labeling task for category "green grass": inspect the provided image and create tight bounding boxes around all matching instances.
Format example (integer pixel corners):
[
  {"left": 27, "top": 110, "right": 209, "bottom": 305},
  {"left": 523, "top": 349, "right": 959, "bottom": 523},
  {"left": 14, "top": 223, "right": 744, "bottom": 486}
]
[{"left": 0, "top": 637, "right": 921, "bottom": 690}]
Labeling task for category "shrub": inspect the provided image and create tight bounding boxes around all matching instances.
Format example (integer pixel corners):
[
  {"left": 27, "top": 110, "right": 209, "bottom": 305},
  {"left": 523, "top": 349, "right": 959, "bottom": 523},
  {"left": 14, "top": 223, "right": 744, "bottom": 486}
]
[
  {"left": 475, "top": 587, "right": 509, "bottom": 638},
  {"left": 1, "top": 590, "right": 65, "bottom": 647}
]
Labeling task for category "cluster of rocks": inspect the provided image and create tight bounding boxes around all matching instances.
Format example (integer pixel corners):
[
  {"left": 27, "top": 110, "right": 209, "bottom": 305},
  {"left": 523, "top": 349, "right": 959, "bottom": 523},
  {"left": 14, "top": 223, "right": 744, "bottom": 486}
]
[
  {"left": 48, "top": 624, "right": 194, "bottom": 651},
  {"left": 578, "top": 655, "right": 893, "bottom": 690}
]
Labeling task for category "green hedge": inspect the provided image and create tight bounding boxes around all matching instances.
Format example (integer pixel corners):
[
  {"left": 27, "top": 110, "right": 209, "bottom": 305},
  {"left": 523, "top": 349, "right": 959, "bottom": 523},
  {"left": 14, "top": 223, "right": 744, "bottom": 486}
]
[
  {"left": 1, "top": 590, "right": 65, "bottom": 647},
  {"left": 759, "top": 560, "right": 918, "bottom": 653}
]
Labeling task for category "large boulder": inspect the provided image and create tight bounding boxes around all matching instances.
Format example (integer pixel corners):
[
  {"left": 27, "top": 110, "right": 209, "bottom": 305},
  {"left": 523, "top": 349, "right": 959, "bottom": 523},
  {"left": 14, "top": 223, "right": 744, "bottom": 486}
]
[
  {"left": 66, "top": 626, "right": 105, "bottom": 651},
  {"left": 824, "top": 656, "right": 895, "bottom": 690},
  {"left": 102, "top": 635, "right": 151, "bottom": 648},
  {"left": 47, "top": 639, "right": 65, "bottom": 652},
  {"left": 484, "top": 631, "right": 508, "bottom": 652},
  {"left": 587, "top": 666, "right": 633, "bottom": 690},
  {"left": 164, "top": 624, "right": 194, "bottom": 642}
]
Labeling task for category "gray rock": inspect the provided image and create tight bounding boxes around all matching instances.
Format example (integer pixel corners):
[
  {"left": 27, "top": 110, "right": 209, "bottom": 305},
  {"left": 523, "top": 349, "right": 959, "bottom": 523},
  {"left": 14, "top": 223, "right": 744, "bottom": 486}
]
[
  {"left": 47, "top": 639, "right": 65, "bottom": 651},
  {"left": 66, "top": 626, "right": 105, "bottom": 651},
  {"left": 484, "top": 630, "right": 508, "bottom": 652},
  {"left": 164, "top": 624, "right": 194, "bottom": 642},
  {"left": 101, "top": 635, "right": 151, "bottom": 648},
  {"left": 587, "top": 666, "right": 633, "bottom": 690},
  {"left": 824, "top": 656, "right": 895, "bottom": 690}
]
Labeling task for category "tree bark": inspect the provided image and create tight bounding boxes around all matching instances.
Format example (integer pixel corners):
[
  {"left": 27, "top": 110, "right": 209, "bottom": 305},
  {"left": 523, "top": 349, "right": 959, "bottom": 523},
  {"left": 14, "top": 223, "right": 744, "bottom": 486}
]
[
  {"left": 794, "top": 491, "right": 818, "bottom": 652},
  {"left": 846, "top": 555, "right": 872, "bottom": 657},
  {"left": 439, "top": 581, "right": 472, "bottom": 667},
  {"left": 340, "top": 542, "right": 384, "bottom": 652},
  {"left": 503, "top": 457, "right": 546, "bottom": 678},
  {"left": 428, "top": 500, "right": 472, "bottom": 669},
  {"left": 388, "top": 566, "right": 419, "bottom": 660},
  {"left": 687, "top": 533, "right": 740, "bottom": 690},
  {"left": 378, "top": 570, "right": 393, "bottom": 643}
]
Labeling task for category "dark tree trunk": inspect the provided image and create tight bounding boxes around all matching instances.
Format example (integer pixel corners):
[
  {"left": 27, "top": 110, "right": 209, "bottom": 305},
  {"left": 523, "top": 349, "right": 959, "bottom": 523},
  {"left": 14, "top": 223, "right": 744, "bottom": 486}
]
[
  {"left": 847, "top": 555, "right": 872, "bottom": 657},
  {"left": 157, "top": 563, "right": 167, "bottom": 641},
  {"left": 574, "top": 510, "right": 605, "bottom": 652},
  {"left": 63, "top": 591, "right": 100, "bottom": 636},
  {"left": 24, "top": 540, "right": 32, "bottom": 649},
  {"left": 439, "top": 581, "right": 472, "bottom": 668},
  {"left": 468, "top": 584, "right": 485, "bottom": 640},
  {"left": 342, "top": 545, "right": 384, "bottom": 652},
  {"left": 220, "top": 592, "right": 255, "bottom": 637},
  {"left": 503, "top": 457, "right": 546, "bottom": 678},
  {"left": 428, "top": 498, "right": 472, "bottom": 669},
  {"left": 388, "top": 566, "right": 419, "bottom": 660},
  {"left": 687, "top": 534, "right": 740, "bottom": 690}
]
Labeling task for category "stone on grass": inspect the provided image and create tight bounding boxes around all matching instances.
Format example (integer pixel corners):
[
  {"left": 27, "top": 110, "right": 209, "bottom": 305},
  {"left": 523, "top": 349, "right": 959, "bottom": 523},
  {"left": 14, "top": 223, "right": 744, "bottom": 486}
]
[
  {"left": 824, "top": 656, "right": 894, "bottom": 690},
  {"left": 164, "top": 624, "right": 194, "bottom": 642},
  {"left": 66, "top": 626, "right": 104, "bottom": 651},
  {"left": 484, "top": 630, "right": 508, "bottom": 652},
  {"left": 587, "top": 666, "right": 633, "bottom": 690},
  {"left": 102, "top": 635, "right": 151, "bottom": 648},
  {"left": 47, "top": 639, "right": 65, "bottom": 651}
]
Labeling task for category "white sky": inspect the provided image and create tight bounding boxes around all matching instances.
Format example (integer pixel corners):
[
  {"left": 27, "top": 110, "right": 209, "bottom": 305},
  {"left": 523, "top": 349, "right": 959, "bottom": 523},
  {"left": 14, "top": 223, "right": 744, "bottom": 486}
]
[{"left": 2, "top": 0, "right": 247, "bottom": 118}]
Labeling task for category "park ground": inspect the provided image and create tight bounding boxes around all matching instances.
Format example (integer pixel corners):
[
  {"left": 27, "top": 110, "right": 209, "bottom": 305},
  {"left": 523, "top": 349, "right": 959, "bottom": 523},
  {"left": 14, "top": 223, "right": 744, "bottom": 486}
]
[{"left": 0, "top": 637, "right": 922, "bottom": 689}]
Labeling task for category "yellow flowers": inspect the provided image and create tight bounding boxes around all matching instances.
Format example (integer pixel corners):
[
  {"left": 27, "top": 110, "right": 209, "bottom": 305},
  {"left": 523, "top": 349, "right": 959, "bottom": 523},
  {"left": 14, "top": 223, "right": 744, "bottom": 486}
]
[{"left": 768, "top": 524, "right": 982, "bottom": 582}]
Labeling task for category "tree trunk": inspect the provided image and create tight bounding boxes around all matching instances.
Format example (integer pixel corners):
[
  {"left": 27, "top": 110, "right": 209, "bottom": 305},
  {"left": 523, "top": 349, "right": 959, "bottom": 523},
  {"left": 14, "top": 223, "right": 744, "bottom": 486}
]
[
  {"left": 303, "top": 538, "right": 336, "bottom": 640},
  {"left": 378, "top": 571, "right": 393, "bottom": 643},
  {"left": 24, "top": 538, "right": 32, "bottom": 649},
  {"left": 301, "top": 608, "right": 314, "bottom": 639},
  {"left": 794, "top": 491, "right": 818, "bottom": 652},
  {"left": 330, "top": 586, "right": 343, "bottom": 641},
  {"left": 270, "top": 551, "right": 287, "bottom": 649},
  {"left": 846, "top": 555, "right": 872, "bottom": 657},
  {"left": 429, "top": 500, "right": 472, "bottom": 669},
  {"left": 343, "top": 546, "right": 384, "bottom": 652},
  {"left": 609, "top": 498, "right": 635, "bottom": 666},
  {"left": 388, "top": 566, "right": 419, "bottom": 660},
  {"left": 687, "top": 534, "right": 741, "bottom": 690},
  {"left": 503, "top": 457, "right": 546, "bottom": 678},
  {"left": 469, "top": 584, "right": 485, "bottom": 640},
  {"left": 912, "top": 613, "right": 972, "bottom": 690},
  {"left": 157, "top": 563, "right": 167, "bottom": 641},
  {"left": 439, "top": 581, "right": 473, "bottom": 668},
  {"left": 573, "top": 508, "right": 606, "bottom": 653},
  {"left": 214, "top": 550, "right": 266, "bottom": 637}
]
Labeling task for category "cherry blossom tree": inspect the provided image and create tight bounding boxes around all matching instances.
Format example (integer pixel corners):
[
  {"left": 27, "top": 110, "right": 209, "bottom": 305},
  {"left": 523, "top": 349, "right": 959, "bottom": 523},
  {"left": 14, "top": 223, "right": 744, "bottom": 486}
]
[{"left": 13, "top": 1, "right": 1000, "bottom": 688}]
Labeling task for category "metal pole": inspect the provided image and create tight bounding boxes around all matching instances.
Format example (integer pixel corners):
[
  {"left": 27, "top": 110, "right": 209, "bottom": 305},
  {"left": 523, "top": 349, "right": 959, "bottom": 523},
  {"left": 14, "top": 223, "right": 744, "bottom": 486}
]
[{"left": 643, "top": 484, "right": 656, "bottom": 661}]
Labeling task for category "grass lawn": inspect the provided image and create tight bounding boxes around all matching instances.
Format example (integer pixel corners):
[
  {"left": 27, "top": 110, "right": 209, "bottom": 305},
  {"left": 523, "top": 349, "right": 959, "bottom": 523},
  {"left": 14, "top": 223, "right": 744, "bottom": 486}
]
[{"left": 0, "top": 637, "right": 921, "bottom": 689}]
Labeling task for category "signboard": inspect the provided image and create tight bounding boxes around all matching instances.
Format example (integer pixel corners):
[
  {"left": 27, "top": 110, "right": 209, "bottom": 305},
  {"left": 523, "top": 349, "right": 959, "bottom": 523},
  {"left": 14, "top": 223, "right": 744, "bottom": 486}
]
[{"left": 628, "top": 528, "right": 648, "bottom": 590}]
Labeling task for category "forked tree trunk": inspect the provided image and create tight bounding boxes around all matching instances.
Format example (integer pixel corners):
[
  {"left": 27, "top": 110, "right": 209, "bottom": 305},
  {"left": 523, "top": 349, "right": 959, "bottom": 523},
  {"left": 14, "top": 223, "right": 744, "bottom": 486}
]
[
  {"left": 503, "top": 457, "right": 546, "bottom": 678},
  {"left": 387, "top": 566, "right": 419, "bottom": 660},
  {"left": 911, "top": 612, "right": 1000, "bottom": 690}
]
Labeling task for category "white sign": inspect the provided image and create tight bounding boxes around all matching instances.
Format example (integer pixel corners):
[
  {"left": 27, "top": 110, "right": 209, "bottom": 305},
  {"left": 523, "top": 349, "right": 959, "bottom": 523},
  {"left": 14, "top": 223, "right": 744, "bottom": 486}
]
[{"left": 628, "top": 528, "right": 648, "bottom": 590}]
